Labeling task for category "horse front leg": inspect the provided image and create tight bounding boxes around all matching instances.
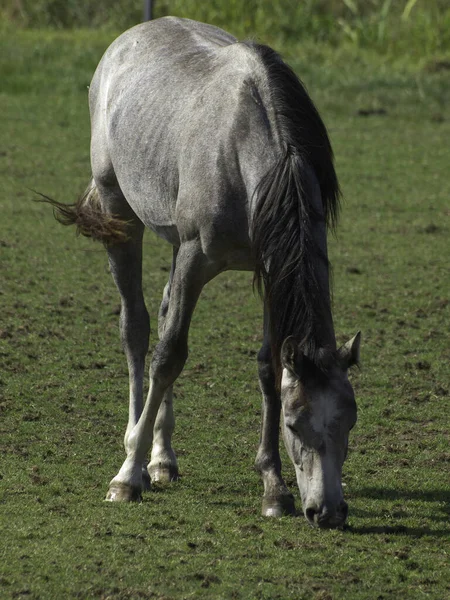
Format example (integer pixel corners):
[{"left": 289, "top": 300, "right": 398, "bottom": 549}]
[
  {"left": 106, "top": 240, "right": 207, "bottom": 501},
  {"left": 255, "top": 313, "right": 296, "bottom": 516}
]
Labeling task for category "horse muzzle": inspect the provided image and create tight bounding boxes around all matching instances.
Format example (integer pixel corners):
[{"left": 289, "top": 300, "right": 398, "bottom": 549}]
[{"left": 304, "top": 500, "right": 348, "bottom": 529}]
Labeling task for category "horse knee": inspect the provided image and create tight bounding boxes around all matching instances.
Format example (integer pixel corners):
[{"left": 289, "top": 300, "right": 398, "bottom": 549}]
[{"left": 151, "top": 338, "right": 188, "bottom": 387}]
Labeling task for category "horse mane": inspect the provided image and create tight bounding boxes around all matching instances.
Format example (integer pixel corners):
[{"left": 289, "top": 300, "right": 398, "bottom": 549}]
[{"left": 248, "top": 42, "right": 341, "bottom": 375}]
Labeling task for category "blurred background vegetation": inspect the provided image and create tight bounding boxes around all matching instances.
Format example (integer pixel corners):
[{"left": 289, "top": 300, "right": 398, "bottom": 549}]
[{"left": 2, "top": 0, "right": 450, "bottom": 58}]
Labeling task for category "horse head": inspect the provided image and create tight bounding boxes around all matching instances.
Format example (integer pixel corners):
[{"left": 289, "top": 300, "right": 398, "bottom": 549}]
[{"left": 280, "top": 332, "right": 360, "bottom": 528}]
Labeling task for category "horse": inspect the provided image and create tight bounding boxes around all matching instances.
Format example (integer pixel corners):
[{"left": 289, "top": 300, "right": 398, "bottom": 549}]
[{"left": 45, "top": 17, "right": 360, "bottom": 529}]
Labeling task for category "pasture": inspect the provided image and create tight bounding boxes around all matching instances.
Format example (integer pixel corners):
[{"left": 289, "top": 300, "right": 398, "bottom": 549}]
[{"left": 1, "top": 20, "right": 449, "bottom": 600}]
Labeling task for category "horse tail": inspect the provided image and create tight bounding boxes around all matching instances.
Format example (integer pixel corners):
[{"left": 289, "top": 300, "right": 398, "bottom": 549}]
[
  {"left": 252, "top": 149, "right": 331, "bottom": 376},
  {"left": 33, "top": 178, "right": 129, "bottom": 245}
]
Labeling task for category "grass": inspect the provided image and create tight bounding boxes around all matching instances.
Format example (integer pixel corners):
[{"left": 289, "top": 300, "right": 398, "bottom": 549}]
[{"left": 1, "top": 24, "right": 450, "bottom": 600}]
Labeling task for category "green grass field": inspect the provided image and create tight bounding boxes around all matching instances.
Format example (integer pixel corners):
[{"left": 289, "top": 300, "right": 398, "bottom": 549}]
[{"left": 1, "top": 14, "right": 450, "bottom": 600}]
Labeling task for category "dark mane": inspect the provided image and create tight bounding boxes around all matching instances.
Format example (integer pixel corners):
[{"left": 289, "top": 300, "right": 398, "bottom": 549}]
[{"left": 248, "top": 42, "right": 341, "bottom": 375}]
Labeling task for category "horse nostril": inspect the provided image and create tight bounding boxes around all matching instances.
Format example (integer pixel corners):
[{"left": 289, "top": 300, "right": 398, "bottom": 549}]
[
  {"left": 306, "top": 503, "right": 348, "bottom": 528},
  {"left": 305, "top": 506, "right": 319, "bottom": 525}
]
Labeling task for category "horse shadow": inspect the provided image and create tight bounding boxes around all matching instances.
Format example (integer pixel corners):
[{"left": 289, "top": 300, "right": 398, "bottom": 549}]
[{"left": 346, "top": 486, "right": 450, "bottom": 538}]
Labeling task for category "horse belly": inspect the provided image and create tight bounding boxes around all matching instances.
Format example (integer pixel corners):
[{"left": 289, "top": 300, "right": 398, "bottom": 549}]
[{"left": 104, "top": 104, "right": 181, "bottom": 243}]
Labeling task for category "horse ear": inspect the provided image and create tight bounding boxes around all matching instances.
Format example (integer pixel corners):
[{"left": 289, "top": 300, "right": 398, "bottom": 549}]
[
  {"left": 338, "top": 331, "right": 361, "bottom": 369},
  {"left": 281, "top": 336, "right": 303, "bottom": 377}
]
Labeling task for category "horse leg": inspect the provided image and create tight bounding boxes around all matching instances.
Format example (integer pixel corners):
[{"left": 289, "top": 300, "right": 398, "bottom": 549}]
[
  {"left": 255, "top": 309, "right": 296, "bottom": 517},
  {"left": 102, "top": 193, "right": 151, "bottom": 491},
  {"left": 106, "top": 239, "right": 207, "bottom": 501},
  {"left": 148, "top": 247, "right": 179, "bottom": 483}
]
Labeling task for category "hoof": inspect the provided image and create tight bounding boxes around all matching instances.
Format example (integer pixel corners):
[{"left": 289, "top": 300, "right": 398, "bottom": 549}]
[
  {"left": 148, "top": 464, "right": 179, "bottom": 483},
  {"left": 105, "top": 481, "right": 142, "bottom": 502},
  {"left": 262, "top": 494, "right": 296, "bottom": 517}
]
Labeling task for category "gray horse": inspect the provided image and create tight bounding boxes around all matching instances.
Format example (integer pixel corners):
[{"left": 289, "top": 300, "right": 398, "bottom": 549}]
[{"left": 46, "top": 17, "right": 360, "bottom": 528}]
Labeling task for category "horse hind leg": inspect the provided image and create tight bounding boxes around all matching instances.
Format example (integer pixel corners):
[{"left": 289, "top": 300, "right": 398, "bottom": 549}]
[
  {"left": 148, "top": 247, "right": 180, "bottom": 483},
  {"left": 91, "top": 180, "right": 151, "bottom": 500},
  {"left": 43, "top": 168, "right": 150, "bottom": 497},
  {"left": 106, "top": 239, "right": 208, "bottom": 502}
]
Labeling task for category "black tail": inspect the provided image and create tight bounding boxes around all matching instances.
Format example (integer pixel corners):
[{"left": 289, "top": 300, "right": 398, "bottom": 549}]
[{"left": 33, "top": 179, "right": 129, "bottom": 246}]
